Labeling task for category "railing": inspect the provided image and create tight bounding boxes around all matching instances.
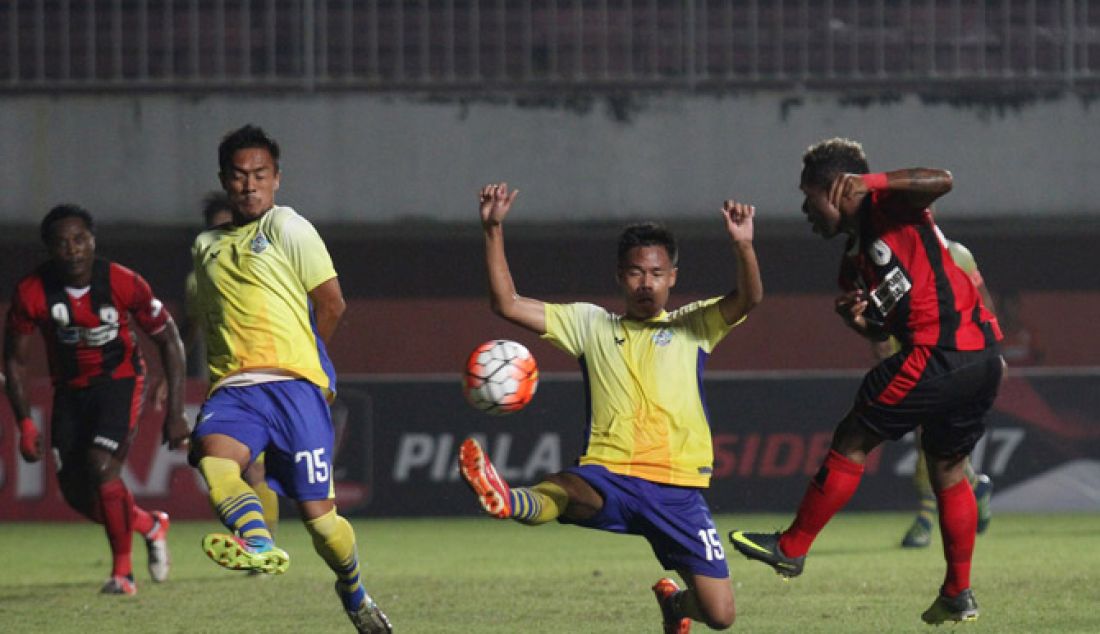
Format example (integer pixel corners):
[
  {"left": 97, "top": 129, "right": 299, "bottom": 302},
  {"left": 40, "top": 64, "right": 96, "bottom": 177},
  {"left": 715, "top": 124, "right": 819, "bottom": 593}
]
[{"left": 2, "top": 0, "right": 1097, "bottom": 92}]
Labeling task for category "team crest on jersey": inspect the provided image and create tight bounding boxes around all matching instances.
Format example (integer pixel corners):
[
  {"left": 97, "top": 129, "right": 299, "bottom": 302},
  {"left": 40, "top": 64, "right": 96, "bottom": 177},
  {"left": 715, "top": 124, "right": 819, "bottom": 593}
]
[
  {"left": 869, "top": 239, "right": 892, "bottom": 266},
  {"left": 652, "top": 328, "right": 673, "bottom": 346},
  {"left": 250, "top": 232, "right": 270, "bottom": 254}
]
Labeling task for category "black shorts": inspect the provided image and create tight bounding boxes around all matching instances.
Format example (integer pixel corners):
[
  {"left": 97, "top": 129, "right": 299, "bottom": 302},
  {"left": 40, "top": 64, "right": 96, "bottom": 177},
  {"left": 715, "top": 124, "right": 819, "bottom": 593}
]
[
  {"left": 853, "top": 345, "right": 1003, "bottom": 458},
  {"left": 51, "top": 376, "right": 144, "bottom": 464}
]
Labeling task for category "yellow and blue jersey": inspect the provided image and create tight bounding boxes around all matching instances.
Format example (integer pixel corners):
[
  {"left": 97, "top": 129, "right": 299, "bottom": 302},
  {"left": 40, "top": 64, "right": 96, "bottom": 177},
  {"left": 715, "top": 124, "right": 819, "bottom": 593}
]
[
  {"left": 543, "top": 298, "right": 742, "bottom": 488},
  {"left": 191, "top": 205, "right": 337, "bottom": 398}
]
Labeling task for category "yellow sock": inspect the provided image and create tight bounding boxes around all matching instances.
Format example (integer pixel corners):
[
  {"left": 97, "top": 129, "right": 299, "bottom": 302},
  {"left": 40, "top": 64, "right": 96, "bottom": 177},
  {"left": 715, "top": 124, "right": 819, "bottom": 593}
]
[
  {"left": 199, "top": 456, "right": 273, "bottom": 545},
  {"left": 914, "top": 450, "right": 934, "bottom": 499},
  {"left": 248, "top": 454, "right": 280, "bottom": 537},
  {"left": 511, "top": 481, "right": 569, "bottom": 526},
  {"left": 306, "top": 508, "right": 362, "bottom": 584},
  {"left": 253, "top": 479, "right": 279, "bottom": 537}
]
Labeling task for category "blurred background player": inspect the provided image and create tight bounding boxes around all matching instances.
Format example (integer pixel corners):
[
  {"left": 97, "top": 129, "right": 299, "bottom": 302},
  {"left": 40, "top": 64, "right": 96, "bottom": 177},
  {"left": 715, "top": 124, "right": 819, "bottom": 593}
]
[
  {"left": 729, "top": 138, "right": 1004, "bottom": 625},
  {"left": 182, "top": 191, "right": 281, "bottom": 549},
  {"left": 188, "top": 125, "right": 391, "bottom": 632},
  {"left": 460, "top": 183, "right": 763, "bottom": 633},
  {"left": 3, "top": 204, "right": 189, "bottom": 595},
  {"left": 872, "top": 239, "right": 995, "bottom": 548}
]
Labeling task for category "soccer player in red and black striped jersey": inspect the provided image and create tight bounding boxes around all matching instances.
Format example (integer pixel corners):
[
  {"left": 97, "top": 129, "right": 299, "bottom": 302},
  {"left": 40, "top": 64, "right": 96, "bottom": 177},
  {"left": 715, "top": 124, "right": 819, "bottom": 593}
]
[
  {"left": 3, "top": 205, "right": 189, "bottom": 596},
  {"left": 729, "top": 138, "right": 1004, "bottom": 626}
]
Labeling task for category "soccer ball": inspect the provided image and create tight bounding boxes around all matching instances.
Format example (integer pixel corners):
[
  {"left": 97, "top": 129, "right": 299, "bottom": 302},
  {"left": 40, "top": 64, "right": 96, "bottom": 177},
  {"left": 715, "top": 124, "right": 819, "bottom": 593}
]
[{"left": 463, "top": 339, "right": 539, "bottom": 415}]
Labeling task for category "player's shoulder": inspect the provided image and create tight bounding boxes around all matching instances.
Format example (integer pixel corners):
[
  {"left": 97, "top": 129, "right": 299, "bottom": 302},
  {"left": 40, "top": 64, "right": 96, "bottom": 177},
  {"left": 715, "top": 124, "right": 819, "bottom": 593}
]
[
  {"left": 260, "top": 205, "right": 321, "bottom": 243},
  {"left": 105, "top": 261, "right": 156, "bottom": 299},
  {"left": 261, "top": 205, "right": 306, "bottom": 229},
  {"left": 106, "top": 260, "right": 148, "bottom": 284},
  {"left": 11, "top": 264, "right": 48, "bottom": 299}
]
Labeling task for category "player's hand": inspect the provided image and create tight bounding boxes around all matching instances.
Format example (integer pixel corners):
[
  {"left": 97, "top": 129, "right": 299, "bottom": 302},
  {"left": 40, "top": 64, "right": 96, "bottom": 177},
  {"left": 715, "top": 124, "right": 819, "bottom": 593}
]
[
  {"left": 18, "top": 417, "right": 43, "bottom": 463},
  {"left": 721, "top": 200, "right": 755, "bottom": 243},
  {"left": 162, "top": 413, "right": 191, "bottom": 451},
  {"left": 479, "top": 183, "right": 519, "bottom": 229},
  {"left": 828, "top": 173, "right": 869, "bottom": 216},
  {"left": 835, "top": 289, "right": 870, "bottom": 332}
]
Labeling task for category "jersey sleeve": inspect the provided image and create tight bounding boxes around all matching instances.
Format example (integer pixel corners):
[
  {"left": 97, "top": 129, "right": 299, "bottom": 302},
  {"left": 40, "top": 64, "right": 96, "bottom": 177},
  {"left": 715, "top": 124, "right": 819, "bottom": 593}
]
[
  {"left": 5, "top": 279, "right": 40, "bottom": 335},
  {"left": 120, "top": 266, "right": 171, "bottom": 335},
  {"left": 272, "top": 208, "right": 338, "bottom": 292},
  {"left": 542, "top": 302, "right": 601, "bottom": 358},
  {"left": 677, "top": 298, "right": 739, "bottom": 353}
]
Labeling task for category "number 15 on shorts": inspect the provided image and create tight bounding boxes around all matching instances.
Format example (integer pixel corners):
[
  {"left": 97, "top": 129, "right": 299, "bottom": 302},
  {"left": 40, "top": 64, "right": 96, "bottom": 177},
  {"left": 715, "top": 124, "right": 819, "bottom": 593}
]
[
  {"left": 699, "top": 528, "right": 726, "bottom": 561},
  {"left": 295, "top": 448, "right": 331, "bottom": 484}
]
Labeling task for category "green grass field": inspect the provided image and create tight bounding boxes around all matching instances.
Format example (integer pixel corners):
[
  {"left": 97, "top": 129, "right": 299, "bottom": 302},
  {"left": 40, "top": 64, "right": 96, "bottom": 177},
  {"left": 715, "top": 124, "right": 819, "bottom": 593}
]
[{"left": 1, "top": 513, "right": 1098, "bottom": 633}]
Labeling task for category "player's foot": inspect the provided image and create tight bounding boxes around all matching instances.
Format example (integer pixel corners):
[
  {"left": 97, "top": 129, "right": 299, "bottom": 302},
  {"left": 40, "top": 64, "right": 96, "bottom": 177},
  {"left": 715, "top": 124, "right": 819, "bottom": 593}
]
[
  {"left": 652, "top": 577, "right": 692, "bottom": 634},
  {"left": 145, "top": 510, "right": 171, "bottom": 582},
  {"left": 921, "top": 588, "right": 979, "bottom": 624},
  {"left": 901, "top": 514, "right": 933, "bottom": 548},
  {"left": 201, "top": 533, "right": 290, "bottom": 574},
  {"left": 728, "top": 530, "right": 805, "bottom": 578},
  {"left": 458, "top": 438, "right": 513, "bottom": 519},
  {"left": 338, "top": 582, "right": 394, "bottom": 633},
  {"left": 974, "top": 474, "right": 993, "bottom": 534},
  {"left": 100, "top": 575, "right": 137, "bottom": 596}
]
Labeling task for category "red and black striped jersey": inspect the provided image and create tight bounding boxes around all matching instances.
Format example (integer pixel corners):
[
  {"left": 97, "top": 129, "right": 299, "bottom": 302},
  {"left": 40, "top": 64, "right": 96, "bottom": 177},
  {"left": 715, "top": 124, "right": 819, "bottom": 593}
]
[
  {"left": 6, "top": 259, "right": 170, "bottom": 388},
  {"left": 838, "top": 191, "right": 1002, "bottom": 350}
]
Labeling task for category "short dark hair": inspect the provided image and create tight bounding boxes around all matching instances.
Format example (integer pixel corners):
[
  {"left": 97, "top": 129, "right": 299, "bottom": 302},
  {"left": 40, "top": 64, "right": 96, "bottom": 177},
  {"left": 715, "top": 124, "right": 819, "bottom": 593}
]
[
  {"left": 617, "top": 222, "right": 678, "bottom": 267},
  {"left": 201, "top": 191, "right": 233, "bottom": 226},
  {"left": 218, "top": 124, "right": 280, "bottom": 175},
  {"left": 801, "top": 137, "right": 871, "bottom": 190},
  {"left": 40, "top": 204, "right": 94, "bottom": 244}
]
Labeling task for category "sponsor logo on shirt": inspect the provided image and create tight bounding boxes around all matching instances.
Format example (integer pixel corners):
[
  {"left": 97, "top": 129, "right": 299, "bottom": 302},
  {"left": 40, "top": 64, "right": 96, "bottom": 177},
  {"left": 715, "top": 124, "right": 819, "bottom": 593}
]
[{"left": 51, "top": 303, "right": 119, "bottom": 346}]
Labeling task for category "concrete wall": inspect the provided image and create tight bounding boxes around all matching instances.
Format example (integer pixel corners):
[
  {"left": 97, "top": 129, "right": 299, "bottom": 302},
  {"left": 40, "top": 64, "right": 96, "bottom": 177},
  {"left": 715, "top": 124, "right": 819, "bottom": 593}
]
[{"left": 1, "top": 91, "right": 1098, "bottom": 224}]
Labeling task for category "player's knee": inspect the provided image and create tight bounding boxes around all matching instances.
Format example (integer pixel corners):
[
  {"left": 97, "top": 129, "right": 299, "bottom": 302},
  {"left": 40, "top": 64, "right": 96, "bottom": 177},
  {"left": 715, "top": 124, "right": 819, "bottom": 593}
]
[
  {"left": 703, "top": 603, "right": 735, "bottom": 630},
  {"left": 85, "top": 450, "right": 120, "bottom": 483},
  {"left": 698, "top": 591, "right": 735, "bottom": 630}
]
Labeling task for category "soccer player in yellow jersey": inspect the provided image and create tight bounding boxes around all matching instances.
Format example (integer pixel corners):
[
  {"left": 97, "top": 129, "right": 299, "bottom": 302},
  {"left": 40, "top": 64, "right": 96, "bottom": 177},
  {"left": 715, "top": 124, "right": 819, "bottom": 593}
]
[
  {"left": 189, "top": 125, "right": 391, "bottom": 633},
  {"left": 460, "top": 183, "right": 763, "bottom": 633},
  {"left": 183, "top": 192, "right": 281, "bottom": 548},
  {"left": 876, "top": 240, "right": 995, "bottom": 548}
]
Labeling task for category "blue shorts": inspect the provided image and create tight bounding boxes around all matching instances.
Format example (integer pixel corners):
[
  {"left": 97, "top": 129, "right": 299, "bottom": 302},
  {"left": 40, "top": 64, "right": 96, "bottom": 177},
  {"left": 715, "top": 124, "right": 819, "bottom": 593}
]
[
  {"left": 560, "top": 464, "right": 729, "bottom": 579},
  {"left": 192, "top": 380, "right": 335, "bottom": 502}
]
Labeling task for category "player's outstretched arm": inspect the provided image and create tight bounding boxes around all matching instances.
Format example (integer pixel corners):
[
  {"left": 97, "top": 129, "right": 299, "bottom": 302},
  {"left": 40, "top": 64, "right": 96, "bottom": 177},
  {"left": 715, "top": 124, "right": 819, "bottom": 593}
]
[
  {"left": 2, "top": 328, "right": 43, "bottom": 462},
  {"left": 148, "top": 317, "right": 190, "bottom": 449},
  {"left": 716, "top": 200, "right": 764, "bottom": 325},
  {"left": 480, "top": 183, "right": 547, "bottom": 334},
  {"left": 831, "top": 168, "right": 953, "bottom": 215}
]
